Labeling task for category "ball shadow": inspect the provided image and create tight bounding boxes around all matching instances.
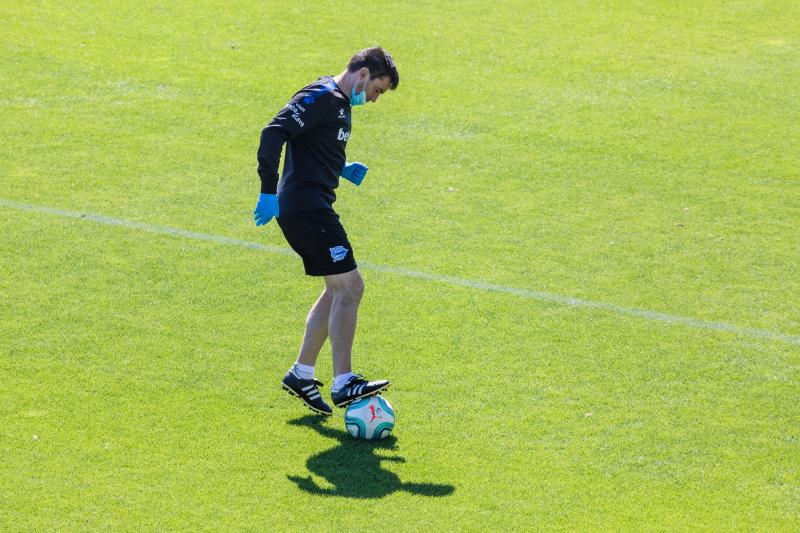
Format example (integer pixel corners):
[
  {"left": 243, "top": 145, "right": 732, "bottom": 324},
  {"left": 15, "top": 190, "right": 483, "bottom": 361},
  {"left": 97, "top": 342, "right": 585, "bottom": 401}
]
[{"left": 286, "top": 414, "right": 455, "bottom": 499}]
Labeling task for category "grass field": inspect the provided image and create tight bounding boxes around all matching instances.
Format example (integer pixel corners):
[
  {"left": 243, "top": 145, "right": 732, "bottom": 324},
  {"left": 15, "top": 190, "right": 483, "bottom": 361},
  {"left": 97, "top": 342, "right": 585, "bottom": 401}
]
[{"left": 2, "top": 0, "right": 799, "bottom": 530}]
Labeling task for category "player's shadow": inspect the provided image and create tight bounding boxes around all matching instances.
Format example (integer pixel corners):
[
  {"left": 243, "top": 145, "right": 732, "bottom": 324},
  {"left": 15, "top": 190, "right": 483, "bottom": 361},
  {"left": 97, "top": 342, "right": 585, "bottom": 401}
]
[{"left": 287, "top": 414, "right": 455, "bottom": 499}]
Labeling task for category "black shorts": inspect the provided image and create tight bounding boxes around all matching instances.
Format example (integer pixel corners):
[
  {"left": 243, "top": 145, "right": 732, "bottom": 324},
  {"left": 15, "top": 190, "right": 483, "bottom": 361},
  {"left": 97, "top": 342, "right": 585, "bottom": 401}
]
[{"left": 276, "top": 209, "right": 358, "bottom": 276}]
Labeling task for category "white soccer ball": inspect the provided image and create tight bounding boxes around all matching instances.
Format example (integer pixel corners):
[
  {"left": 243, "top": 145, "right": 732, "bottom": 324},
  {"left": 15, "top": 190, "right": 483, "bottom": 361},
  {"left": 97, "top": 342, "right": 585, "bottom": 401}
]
[{"left": 344, "top": 396, "right": 396, "bottom": 440}]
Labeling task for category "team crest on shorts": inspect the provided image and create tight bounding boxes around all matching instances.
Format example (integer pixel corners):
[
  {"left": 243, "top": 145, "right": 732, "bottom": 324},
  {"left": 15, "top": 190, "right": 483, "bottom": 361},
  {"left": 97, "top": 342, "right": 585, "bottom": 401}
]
[{"left": 330, "top": 246, "right": 349, "bottom": 263}]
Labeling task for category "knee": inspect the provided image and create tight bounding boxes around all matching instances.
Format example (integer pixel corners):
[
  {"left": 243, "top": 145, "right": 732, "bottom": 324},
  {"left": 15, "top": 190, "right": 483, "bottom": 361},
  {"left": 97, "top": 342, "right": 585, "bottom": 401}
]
[
  {"left": 351, "top": 277, "right": 365, "bottom": 300},
  {"left": 333, "top": 275, "right": 364, "bottom": 305}
]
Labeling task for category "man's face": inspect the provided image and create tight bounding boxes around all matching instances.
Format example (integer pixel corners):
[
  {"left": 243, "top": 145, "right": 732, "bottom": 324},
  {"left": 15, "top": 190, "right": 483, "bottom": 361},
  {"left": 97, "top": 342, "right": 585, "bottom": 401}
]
[
  {"left": 356, "top": 73, "right": 392, "bottom": 103},
  {"left": 365, "top": 75, "right": 392, "bottom": 104}
]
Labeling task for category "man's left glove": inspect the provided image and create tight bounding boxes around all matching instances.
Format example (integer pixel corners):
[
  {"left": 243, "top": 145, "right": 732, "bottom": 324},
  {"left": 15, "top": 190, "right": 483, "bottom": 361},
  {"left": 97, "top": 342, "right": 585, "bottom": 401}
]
[
  {"left": 254, "top": 193, "right": 280, "bottom": 226},
  {"left": 341, "top": 161, "right": 368, "bottom": 186}
]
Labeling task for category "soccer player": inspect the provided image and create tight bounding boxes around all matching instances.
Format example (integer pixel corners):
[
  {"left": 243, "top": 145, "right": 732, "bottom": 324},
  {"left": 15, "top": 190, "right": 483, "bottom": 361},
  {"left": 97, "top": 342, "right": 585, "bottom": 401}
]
[{"left": 254, "top": 47, "right": 399, "bottom": 416}]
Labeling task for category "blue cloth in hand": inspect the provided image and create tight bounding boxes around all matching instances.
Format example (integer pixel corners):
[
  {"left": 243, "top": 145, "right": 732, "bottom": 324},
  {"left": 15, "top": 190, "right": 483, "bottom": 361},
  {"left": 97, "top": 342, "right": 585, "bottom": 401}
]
[
  {"left": 254, "top": 193, "right": 279, "bottom": 226},
  {"left": 341, "top": 162, "right": 368, "bottom": 186}
]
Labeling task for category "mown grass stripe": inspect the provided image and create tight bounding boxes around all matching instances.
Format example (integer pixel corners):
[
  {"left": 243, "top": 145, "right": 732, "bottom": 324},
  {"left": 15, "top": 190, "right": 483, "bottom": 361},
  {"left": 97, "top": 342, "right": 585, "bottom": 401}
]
[{"left": 2, "top": 197, "right": 798, "bottom": 347}]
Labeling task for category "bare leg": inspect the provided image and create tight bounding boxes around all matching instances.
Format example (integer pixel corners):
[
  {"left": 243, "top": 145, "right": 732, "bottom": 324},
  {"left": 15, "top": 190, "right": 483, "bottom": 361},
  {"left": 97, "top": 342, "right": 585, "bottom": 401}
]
[
  {"left": 296, "top": 289, "right": 333, "bottom": 366},
  {"left": 324, "top": 269, "right": 365, "bottom": 377}
]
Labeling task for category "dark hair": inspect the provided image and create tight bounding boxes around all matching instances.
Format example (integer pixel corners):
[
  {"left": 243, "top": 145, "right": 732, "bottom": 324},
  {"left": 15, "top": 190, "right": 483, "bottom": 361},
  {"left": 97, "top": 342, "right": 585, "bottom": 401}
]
[{"left": 347, "top": 47, "right": 399, "bottom": 90}]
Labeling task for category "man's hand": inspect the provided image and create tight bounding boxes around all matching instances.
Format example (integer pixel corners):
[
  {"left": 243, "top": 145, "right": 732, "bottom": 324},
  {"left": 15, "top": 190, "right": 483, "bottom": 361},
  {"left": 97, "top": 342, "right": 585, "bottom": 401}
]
[
  {"left": 254, "top": 193, "right": 280, "bottom": 226},
  {"left": 341, "top": 161, "right": 368, "bottom": 186}
]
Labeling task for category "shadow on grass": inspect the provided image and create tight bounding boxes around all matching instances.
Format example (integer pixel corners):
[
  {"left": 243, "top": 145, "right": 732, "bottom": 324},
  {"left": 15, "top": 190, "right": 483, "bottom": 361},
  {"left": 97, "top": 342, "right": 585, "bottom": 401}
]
[{"left": 287, "top": 414, "right": 455, "bottom": 499}]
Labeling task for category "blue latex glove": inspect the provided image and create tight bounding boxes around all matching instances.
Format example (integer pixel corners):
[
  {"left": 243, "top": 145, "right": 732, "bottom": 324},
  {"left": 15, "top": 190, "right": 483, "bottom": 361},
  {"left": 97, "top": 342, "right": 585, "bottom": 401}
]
[
  {"left": 254, "top": 193, "right": 279, "bottom": 226},
  {"left": 341, "top": 161, "right": 368, "bottom": 186}
]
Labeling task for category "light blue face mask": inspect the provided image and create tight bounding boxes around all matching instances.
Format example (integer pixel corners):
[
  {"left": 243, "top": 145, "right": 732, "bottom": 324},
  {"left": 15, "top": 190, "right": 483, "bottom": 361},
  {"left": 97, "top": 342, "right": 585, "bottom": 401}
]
[{"left": 350, "top": 75, "right": 368, "bottom": 106}]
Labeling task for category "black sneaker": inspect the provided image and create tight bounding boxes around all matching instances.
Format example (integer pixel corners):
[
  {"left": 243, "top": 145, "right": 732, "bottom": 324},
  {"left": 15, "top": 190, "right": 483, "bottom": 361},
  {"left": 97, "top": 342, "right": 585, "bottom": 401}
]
[
  {"left": 281, "top": 371, "right": 333, "bottom": 416},
  {"left": 331, "top": 374, "right": 390, "bottom": 408}
]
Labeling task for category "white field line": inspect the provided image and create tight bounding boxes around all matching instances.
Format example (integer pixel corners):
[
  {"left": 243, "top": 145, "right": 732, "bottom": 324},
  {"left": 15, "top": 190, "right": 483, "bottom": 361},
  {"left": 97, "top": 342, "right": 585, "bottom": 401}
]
[{"left": 2, "top": 198, "right": 799, "bottom": 347}]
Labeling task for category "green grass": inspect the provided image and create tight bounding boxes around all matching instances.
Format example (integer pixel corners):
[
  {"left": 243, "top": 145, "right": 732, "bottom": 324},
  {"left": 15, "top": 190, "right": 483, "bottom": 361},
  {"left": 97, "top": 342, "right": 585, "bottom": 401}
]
[{"left": 2, "top": 0, "right": 799, "bottom": 530}]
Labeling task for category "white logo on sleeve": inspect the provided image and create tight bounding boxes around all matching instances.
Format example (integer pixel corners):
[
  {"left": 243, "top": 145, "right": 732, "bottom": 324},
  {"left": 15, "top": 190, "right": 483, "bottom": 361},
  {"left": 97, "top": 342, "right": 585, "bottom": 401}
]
[
  {"left": 285, "top": 102, "right": 306, "bottom": 127},
  {"left": 337, "top": 128, "right": 350, "bottom": 142},
  {"left": 330, "top": 246, "right": 349, "bottom": 262}
]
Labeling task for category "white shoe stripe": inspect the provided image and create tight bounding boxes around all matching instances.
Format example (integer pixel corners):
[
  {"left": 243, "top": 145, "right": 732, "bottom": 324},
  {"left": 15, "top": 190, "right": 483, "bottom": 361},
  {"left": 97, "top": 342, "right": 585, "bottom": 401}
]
[
  {"left": 302, "top": 384, "right": 315, "bottom": 391},
  {"left": 307, "top": 392, "right": 320, "bottom": 400}
]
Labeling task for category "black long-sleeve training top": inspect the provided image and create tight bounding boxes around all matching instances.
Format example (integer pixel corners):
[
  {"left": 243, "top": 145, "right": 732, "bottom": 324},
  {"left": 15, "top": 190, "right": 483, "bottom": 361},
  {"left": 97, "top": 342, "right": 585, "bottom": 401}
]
[{"left": 257, "top": 76, "right": 352, "bottom": 214}]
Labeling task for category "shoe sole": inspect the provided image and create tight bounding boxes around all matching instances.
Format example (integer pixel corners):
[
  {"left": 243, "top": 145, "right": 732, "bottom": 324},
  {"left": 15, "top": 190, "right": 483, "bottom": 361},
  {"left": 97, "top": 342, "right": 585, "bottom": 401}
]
[
  {"left": 333, "top": 382, "right": 391, "bottom": 408},
  {"left": 282, "top": 384, "right": 332, "bottom": 416}
]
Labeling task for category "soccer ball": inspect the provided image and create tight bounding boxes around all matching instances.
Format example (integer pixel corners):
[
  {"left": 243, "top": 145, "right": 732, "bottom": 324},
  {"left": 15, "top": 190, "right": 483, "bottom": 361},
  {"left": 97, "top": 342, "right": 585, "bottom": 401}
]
[{"left": 344, "top": 396, "right": 395, "bottom": 440}]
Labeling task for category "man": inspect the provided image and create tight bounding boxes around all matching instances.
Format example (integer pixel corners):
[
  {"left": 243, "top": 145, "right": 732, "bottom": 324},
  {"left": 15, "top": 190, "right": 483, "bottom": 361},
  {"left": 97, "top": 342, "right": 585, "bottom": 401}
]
[{"left": 254, "top": 47, "right": 399, "bottom": 416}]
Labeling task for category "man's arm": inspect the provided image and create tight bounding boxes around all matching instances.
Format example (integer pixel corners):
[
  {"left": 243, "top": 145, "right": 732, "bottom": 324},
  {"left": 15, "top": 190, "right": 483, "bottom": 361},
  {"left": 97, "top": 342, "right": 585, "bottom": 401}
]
[
  {"left": 254, "top": 89, "right": 332, "bottom": 226},
  {"left": 257, "top": 126, "right": 290, "bottom": 194},
  {"left": 256, "top": 91, "right": 331, "bottom": 193}
]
